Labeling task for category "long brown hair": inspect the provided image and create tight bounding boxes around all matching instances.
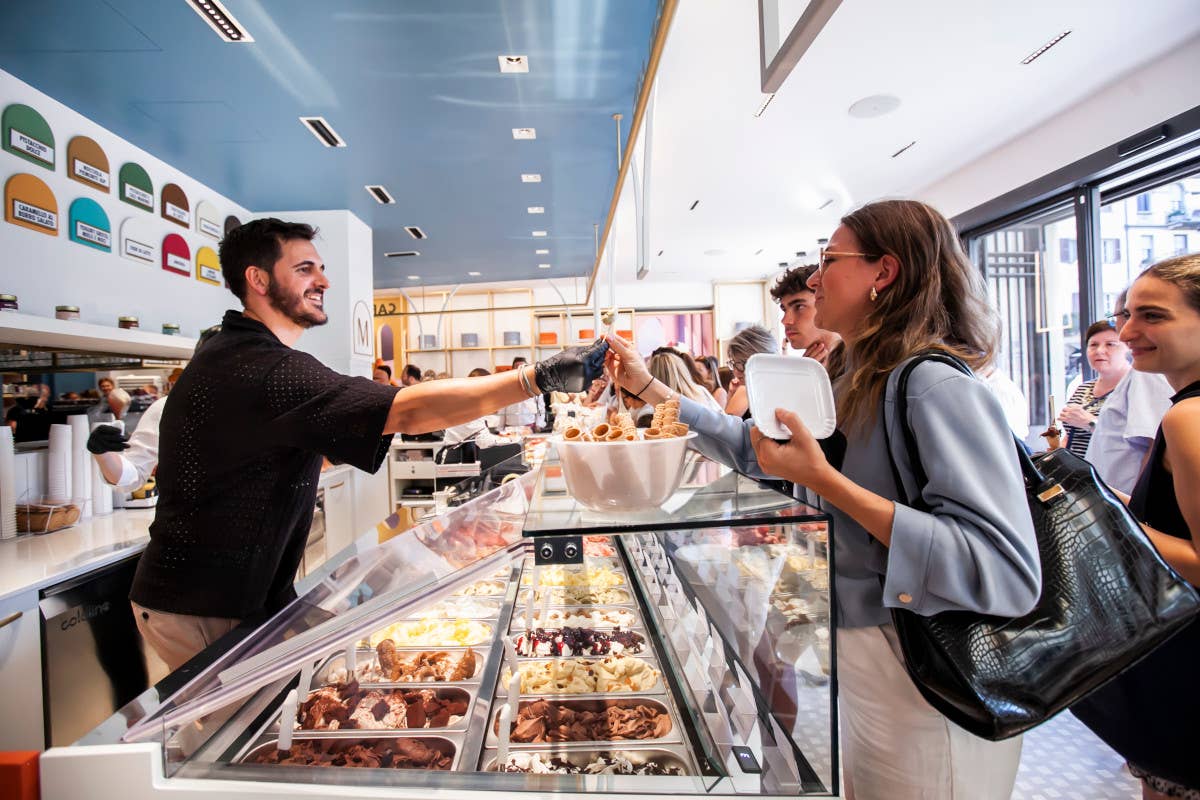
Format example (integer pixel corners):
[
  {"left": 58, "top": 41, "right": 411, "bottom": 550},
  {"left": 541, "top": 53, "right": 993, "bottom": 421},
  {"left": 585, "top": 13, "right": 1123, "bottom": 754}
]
[{"left": 837, "top": 200, "right": 998, "bottom": 430}]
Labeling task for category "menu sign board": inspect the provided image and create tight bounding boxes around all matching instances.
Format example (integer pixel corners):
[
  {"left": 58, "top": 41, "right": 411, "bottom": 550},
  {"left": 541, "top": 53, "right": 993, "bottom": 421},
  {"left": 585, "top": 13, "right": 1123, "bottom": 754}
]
[
  {"left": 119, "top": 162, "right": 154, "bottom": 211},
  {"left": 4, "top": 173, "right": 58, "bottom": 236},
  {"left": 67, "top": 136, "right": 111, "bottom": 192},
  {"left": 68, "top": 197, "right": 112, "bottom": 252},
  {"left": 2, "top": 103, "right": 56, "bottom": 169}
]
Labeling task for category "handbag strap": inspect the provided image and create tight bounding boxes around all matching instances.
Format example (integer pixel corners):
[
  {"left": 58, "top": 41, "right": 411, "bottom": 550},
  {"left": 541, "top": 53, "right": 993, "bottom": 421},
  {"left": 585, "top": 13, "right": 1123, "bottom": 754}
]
[{"left": 881, "top": 350, "right": 1046, "bottom": 512}]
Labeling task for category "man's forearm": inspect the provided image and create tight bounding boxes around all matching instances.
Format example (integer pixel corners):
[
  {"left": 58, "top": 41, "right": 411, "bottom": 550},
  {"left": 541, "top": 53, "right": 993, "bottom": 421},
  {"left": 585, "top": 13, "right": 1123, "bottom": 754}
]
[{"left": 386, "top": 370, "right": 534, "bottom": 434}]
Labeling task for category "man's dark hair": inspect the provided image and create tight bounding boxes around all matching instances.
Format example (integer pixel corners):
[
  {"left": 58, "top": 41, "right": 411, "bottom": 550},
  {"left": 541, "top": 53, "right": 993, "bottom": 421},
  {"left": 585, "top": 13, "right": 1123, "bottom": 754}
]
[
  {"left": 375, "top": 364, "right": 392, "bottom": 378},
  {"left": 403, "top": 364, "right": 422, "bottom": 383},
  {"left": 512, "top": 356, "right": 528, "bottom": 367},
  {"left": 219, "top": 218, "right": 318, "bottom": 303},
  {"left": 770, "top": 264, "right": 818, "bottom": 303}
]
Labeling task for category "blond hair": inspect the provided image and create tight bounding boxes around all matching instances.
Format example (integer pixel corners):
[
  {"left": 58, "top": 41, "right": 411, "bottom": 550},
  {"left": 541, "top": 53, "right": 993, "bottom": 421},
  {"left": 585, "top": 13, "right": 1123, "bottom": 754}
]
[
  {"left": 649, "top": 352, "right": 711, "bottom": 403},
  {"left": 838, "top": 200, "right": 998, "bottom": 430}
]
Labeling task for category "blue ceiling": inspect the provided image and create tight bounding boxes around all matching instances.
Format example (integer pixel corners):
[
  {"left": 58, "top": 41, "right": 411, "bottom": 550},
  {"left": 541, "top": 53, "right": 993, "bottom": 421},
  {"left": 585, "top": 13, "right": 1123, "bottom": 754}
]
[{"left": 0, "top": 0, "right": 658, "bottom": 288}]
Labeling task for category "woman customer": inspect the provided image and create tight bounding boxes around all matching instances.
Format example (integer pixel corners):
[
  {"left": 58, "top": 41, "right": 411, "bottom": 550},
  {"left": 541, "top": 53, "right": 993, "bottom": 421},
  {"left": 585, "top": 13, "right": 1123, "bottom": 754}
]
[
  {"left": 695, "top": 355, "right": 729, "bottom": 408},
  {"left": 723, "top": 325, "right": 779, "bottom": 418},
  {"left": 1072, "top": 253, "right": 1200, "bottom": 797},
  {"left": 1058, "top": 320, "right": 1131, "bottom": 458},
  {"left": 606, "top": 199, "right": 1039, "bottom": 800},
  {"left": 648, "top": 350, "right": 722, "bottom": 412}
]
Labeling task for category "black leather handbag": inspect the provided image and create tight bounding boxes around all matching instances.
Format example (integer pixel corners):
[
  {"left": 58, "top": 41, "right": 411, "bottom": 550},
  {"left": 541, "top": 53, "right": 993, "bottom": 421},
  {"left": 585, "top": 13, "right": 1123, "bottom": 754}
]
[{"left": 882, "top": 352, "right": 1200, "bottom": 740}]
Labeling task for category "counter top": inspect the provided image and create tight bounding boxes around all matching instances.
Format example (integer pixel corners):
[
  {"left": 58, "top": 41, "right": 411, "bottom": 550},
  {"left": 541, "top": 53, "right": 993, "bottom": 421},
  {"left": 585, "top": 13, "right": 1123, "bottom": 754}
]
[{"left": 0, "top": 509, "right": 154, "bottom": 605}]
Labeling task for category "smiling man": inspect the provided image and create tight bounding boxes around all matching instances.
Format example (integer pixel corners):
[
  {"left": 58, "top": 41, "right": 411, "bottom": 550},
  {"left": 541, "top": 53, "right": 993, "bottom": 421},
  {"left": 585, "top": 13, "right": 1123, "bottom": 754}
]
[{"left": 129, "top": 218, "right": 605, "bottom": 670}]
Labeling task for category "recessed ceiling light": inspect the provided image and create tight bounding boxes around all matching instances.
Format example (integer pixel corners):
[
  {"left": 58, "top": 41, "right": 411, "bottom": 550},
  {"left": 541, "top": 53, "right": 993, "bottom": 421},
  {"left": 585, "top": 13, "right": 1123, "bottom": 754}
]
[
  {"left": 407, "top": 275, "right": 420, "bottom": 280},
  {"left": 527, "top": 206, "right": 544, "bottom": 214},
  {"left": 532, "top": 231, "right": 547, "bottom": 237},
  {"left": 384, "top": 250, "right": 420, "bottom": 258},
  {"left": 538, "top": 264, "right": 551, "bottom": 269},
  {"left": 405, "top": 226, "right": 427, "bottom": 240},
  {"left": 848, "top": 94, "right": 901, "bottom": 119},
  {"left": 365, "top": 185, "right": 394, "bottom": 204},
  {"left": 468, "top": 271, "right": 481, "bottom": 276},
  {"left": 778, "top": 262, "right": 788, "bottom": 268},
  {"left": 186, "top": 0, "right": 254, "bottom": 42},
  {"left": 1021, "top": 31, "right": 1072, "bottom": 65},
  {"left": 299, "top": 116, "right": 345, "bottom": 147},
  {"left": 512, "top": 128, "right": 536, "bottom": 140},
  {"left": 891, "top": 140, "right": 917, "bottom": 158},
  {"left": 689, "top": 200, "right": 700, "bottom": 211},
  {"left": 520, "top": 173, "right": 542, "bottom": 183},
  {"left": 535, "top": 248, "right": 549, "bottom": 254},
  {"left": 498, "top": 55, "right": 529, "bottom": 73},
  {"left": 753, "top": 93, "right": 776, "bottom": 118}
]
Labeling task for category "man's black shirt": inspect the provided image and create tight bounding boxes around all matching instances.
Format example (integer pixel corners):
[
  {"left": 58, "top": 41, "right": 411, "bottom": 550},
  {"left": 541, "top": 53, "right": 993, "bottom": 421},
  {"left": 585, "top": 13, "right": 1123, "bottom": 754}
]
[{"left": 130, "top": 310, "right": 399, "bottom": 619}]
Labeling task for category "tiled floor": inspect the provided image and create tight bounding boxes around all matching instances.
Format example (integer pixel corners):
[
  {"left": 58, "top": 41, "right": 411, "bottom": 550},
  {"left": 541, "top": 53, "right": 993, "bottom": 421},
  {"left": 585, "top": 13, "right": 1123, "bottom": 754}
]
[{"left": 1013, "top": 711, "right": 1139, "bottom": 800}]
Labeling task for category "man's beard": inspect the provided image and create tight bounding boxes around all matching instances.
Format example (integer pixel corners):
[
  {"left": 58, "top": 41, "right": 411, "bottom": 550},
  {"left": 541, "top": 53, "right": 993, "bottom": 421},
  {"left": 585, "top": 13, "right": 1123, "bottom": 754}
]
[{"left": 266, "top": 277, "right": 328, "bottom": 328}]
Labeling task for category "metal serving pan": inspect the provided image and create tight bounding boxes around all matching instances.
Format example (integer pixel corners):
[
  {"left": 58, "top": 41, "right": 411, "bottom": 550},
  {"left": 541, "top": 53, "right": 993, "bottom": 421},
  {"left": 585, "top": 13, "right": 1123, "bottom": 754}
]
[
  {"left": 508, "top": 605, "right": 642, "bottom": 633},
  {"left": 485, "top": 697, "right": 681, "bottom": 748},
  {"left": 479, "top": 743, "right": 697, "bottom": 775},
  {"left": 237, "top": 732, "right": 462, "bottom": 772},
  {"left": 495, "top": 655, "right": 667, "bottom": 700},
  {"left": 279, "top": 685, "right": 476, "bottom": 734},
  {"left": 506, "top": 625, "right": 652, "bottom": 660},
  {"left": 315, "top": 646, "right": 486, "bottom": 687}
]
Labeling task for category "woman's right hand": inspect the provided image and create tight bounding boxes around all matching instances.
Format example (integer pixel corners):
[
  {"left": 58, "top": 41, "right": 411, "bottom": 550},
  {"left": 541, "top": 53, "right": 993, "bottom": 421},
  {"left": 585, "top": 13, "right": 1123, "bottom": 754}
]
[{"left": 604, "top": 334, "right": 654, "bottom": 395}]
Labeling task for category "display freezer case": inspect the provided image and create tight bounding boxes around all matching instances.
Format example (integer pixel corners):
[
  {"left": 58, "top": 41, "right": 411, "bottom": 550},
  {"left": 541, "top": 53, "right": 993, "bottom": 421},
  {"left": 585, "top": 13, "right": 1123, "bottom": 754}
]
[{"left": 43, "top": 450, "right": 837, "bottom": 799}]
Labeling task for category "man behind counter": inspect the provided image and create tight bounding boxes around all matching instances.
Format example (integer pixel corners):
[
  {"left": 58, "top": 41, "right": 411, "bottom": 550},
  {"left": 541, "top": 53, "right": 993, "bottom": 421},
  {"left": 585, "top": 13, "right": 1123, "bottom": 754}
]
[{"left": 129, "top": 218, "right": 606, "bottom": 671}]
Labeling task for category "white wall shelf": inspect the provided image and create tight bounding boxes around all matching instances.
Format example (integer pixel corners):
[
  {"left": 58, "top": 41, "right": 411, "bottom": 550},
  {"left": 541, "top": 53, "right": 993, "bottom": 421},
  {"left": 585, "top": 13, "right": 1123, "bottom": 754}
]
[{"left": 0, "top": 312, "right": 199, "bottom": 359}]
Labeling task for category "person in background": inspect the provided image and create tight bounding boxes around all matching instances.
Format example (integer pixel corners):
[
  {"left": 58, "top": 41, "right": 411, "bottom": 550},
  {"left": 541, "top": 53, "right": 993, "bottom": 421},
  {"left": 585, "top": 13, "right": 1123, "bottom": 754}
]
[
  {"left": 166, "top": 367, "right": 185, "bottom": 394},
  {"left": 723, "top": 325, "right": 779, "bottom": 418},
  {"left": 1085, "top": 287, "right": 1173, "bottom": 494},
  {"left": 442, "top": 368, "right": 502, "bottom": 447},
  {"left": 129, "top": 218, "right": 604, "bottom": 671},
  {"left": 372, "top": 364, "right": 394, "bottom": 386},
  {"left": 421, "top": 369, "right": 437, "bottom": 381},
  {"left": 695, "top": 355, "right": 728, "bottom": 408},
  {"left": 648, "top": 350, "right": 722, "bottom": 412},
  {"left": 771, "top": 263, "right": 845, "bottom": 377},
  {"left": 1072, "top": 253, "right": 1200, "bottom": 797},
  {"left": 98, "top": 376, "right": 114, "bottom": 398},
  {"left": 1059, "top": 320, "right": 1132, "bottom": 458},
  {"left": 88, "top": 396, "right": 166, "bottom": 494},
  {"left": 401, "top": 364, "right": 422, "bottom": 387},
  {"left": 497, "top": 356, "right": 545, "bottom": 430},
  {"left": 617, "top": 387, "right": 654, "bottom": 426},
  {"left": 606, "top": 199, "right": 1039, "bottom": 799}
]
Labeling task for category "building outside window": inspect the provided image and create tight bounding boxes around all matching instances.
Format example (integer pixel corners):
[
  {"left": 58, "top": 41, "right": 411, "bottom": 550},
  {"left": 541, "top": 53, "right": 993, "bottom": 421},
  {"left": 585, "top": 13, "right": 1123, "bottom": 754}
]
[
  {"left": 1175, "top": 233, "right": 1189, "bottom": 255},
  {"left": 1136, "top": 192, "right": 1151, "bottom": 213},
  {"left": 1102, "top": 238, "right": 1122, "bottom": 263},
  {"left": 1059, "top": 238, "right": 1077, "bottom": 263}
]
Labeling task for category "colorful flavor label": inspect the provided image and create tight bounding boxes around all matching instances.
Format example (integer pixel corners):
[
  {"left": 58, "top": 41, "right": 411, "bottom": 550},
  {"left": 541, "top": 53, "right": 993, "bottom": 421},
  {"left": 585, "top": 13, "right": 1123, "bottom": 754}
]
[
  {"left": 198, "top": 218, "right": 222, "bottom": 238},
  {"left": 75, "top": 220, "right": 111, "bottom": 248},
  {"left": 125, "top": 238, "right": 154, "bottom": 261},
  {"left": 166, "top": 253, "right": 189, "bottom": 272},
  {"left": 73, "top": 158, "right": 110, "bottom": 187},
  {"left": 199, "top": 265, "right": 221, "bottom": 282},
  {"left": 164, "top": 202, "right": 190, "bottom": 225},
  {"left": 9, "top": 129, "right": 53, "bottom": 164},
  {"left": 124, "top": 184, "right": 152, "bottom": 208},
  {"left": 12, "top": 199, "right": 56, "bottom": 230}
]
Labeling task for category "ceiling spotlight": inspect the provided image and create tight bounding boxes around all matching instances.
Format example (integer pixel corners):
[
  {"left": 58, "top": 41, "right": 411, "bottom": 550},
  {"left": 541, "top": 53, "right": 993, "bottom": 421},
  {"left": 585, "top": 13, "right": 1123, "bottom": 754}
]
[
  {"left": 498, "top": 55, "right": 529, "bottom": 73},
  {"left": 527, "top": 206, "right": 545, "bottom": 214},
  {"left": 407, "top": 275, "right": 420, "bottom": 280},
  {"left": 186, "top": 0, "right": 254, "bottom": 42},
  {"left": 468, "top": 271, "right": 481, "bottom": 276},
  {"left": 521, "top": 173, "right": 542, "bottom": 183},
  {"left": 538, "top": 264, "right": 551, "bottom": 269},
  {"left": 532, "top": 231, "right": 547, "bottom": 237},
  {"left": 535, "top": 248, "right": 549, "bottom": 254},
  {"left": 512, "top": 128, "right": 536, "bottom": 140}
]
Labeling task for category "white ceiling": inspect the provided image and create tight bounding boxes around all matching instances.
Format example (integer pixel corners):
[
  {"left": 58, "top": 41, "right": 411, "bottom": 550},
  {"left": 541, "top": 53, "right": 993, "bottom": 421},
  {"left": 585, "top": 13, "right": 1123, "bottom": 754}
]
[{"left": 602, "top": 0, "right": 1200, "bottom": 289}]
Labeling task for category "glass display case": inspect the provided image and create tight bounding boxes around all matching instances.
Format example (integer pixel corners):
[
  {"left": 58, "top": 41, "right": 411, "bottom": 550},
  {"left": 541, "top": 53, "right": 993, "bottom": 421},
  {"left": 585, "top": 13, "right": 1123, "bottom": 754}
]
[{"left": 44, "top": 449, "right": 836, "bottom": 798}]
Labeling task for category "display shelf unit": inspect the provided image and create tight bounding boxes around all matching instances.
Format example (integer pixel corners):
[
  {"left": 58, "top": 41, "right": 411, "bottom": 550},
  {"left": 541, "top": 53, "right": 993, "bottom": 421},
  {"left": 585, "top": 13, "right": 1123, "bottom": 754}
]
[
  {"left": 398, "top": 289, "right": 538, "bottom": 377},
  {"left": 533, "top": 307, "right": 635, "bottom": 352}
]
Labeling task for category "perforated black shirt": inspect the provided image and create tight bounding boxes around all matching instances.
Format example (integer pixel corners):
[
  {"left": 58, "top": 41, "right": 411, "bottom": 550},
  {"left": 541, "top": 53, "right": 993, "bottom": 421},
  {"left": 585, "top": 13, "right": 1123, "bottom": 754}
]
[{"left": 130, "top": 310, "right": 398, "bottom": 619}]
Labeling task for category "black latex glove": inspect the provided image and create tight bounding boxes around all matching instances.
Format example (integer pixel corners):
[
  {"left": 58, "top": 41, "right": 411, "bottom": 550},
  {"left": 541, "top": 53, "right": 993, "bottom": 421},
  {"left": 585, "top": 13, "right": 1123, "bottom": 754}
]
[
  {"left": 87, "top": 424, "right": 129, "bottom": 454},
  {"left": 534, "top": 338, "right": 610, "bottom": 393}
]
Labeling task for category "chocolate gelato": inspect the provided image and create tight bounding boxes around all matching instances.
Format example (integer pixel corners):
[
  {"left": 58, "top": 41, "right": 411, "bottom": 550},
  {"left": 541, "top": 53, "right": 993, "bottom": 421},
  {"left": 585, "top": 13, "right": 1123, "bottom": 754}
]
[
  {"left": 297, "top": 681, "right": 469, "bottom": 730},
  {"left": 249, "top": 737, "right": 453, "bottom": 769},
  {"left": 504, "top": 700, "right": 672, "bottom": 743}
]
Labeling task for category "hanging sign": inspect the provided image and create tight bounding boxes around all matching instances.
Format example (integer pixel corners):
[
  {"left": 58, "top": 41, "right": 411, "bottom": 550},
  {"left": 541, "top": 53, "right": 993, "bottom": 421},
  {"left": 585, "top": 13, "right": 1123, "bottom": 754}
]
[
  {"left": 68, "top": 197, "right": 111, "bottom": 251},
  {"left": 195, "top": 246, "right": 222, "bottom": 286},
  {"left": 161, "top": 182, "right": 191, "bottom": 228},
  {"left": 162, "top": 233, "right": 191, "bottom": 276},
  {"left": 224, "top": 214, "right": 242, "bottom": 235},
  {"left": 195, "top": 199, "right": 222, "bottom": 239},
  {"left": 4, "top": 173, "right": 58, "bottom": 236},
  {"left": 119, "top": 163, "right": 154, "bottom": 211},
  {"left": 119, "top": 217, "right": 157, "bottom": 264},
  {"left": 66, "top": 136, "right": 111, "bottom": 192},
  {"left": 2, "top": 104, "right": 55, "bottom": 169}
]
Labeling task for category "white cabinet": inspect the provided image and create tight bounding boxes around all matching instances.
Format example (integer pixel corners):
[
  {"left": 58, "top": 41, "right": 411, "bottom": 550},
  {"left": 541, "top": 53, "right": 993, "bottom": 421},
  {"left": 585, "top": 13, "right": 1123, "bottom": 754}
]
[
  {"left": 388, "top": 441, "right": 447, "bottom": 510},
  {"left": 0, "top": 589, "right": 45, "bottom": 749}
]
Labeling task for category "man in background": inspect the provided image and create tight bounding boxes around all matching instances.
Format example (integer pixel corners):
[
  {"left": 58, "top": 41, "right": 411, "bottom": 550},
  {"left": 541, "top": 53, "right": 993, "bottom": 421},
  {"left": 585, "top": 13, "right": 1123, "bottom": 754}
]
[
  {"left": 771, "top": 264, "right": 844, "bottom": 377},
  {"left": 400, "top": 364, "right": 422, "bottom": 387},
  {"left": 372, "top": 364, "right": 394, "bottom": 386}
]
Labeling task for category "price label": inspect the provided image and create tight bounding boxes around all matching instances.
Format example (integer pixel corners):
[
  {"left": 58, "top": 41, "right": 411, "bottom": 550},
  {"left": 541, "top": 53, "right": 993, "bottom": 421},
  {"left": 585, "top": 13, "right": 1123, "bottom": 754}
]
[
  {"left": 124, "top": 184, "right": 152, "bottom": 209},
  {"left": 12, "top": 199, "right": 56, "bottom": 230},
  {"left": 166, "top": 253, "right": 189, "bottom": 273},
  {"left": 198, "top": 218, "right": 222, "bottom": 238},
  {"left": 9, "top": 129, "right": 53, "bottom": 164},
  {"left": 164, "top": 202, "right": 190, "bottom": 225},
  {"left": 199, "top": 265, "right": 221, "bottom": 282},
  {"left": 124, "top": 238, "right": 154, "bottom": 262},
  {"left": 73, "top": 158, "right": 110, "bottom": 187},
  {"left": 75, "top": 220, "right": 111, "bottom": 248}
]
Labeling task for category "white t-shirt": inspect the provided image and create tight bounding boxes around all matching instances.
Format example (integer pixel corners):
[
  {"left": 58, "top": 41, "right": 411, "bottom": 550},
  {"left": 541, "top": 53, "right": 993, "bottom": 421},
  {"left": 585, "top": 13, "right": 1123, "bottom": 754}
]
[
  {"left": 1085, "top": 369, "right": 1173, "bottom": 494},
  {"left": 111, "top": 396, "right": 167, "bottom": 492}
]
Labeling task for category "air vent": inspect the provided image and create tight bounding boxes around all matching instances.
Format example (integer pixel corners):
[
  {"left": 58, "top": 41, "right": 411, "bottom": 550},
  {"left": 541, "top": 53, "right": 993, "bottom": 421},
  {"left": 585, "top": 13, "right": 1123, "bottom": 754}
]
[
  {"left": 186, "top": 0, "right": 254, "bottom": 42},
  {"left": 753, "top": 93, "right": 775, "bottom": 118},
  {"left": 818, "top": 199, "right": 834, "bottom": 210},
  {"left": 891, "top": 140, "right": 917, "bottom": 158},
  {"left": 405, "top": 226, "right": 427, "bottom": 240},
  {"left": 754, "top": 249, "right": 763, "bottom": 255},
  {"left": 384, "top": 250, "right": 420, "bottom": 258},
  {"left": 499, "top": 55, "right": 529, "bottom": 73},
  {"left": 299, "top": 116, "right": 346, "bottom": 148},
  {"left": 512, "top": 128, "right": 537, "bottom": 140},
  {"left": 365, "top": 185, "right": 394, "bottom": 204},
  {"left": 658, "top": 250, "right": 664, "bottom": 256},
  {"left": 527, "top": 206, "right": 545, "bottom": 214},
  {"left": 689, "top": 200, "right": 700, "bottom": 211},
  {"left": 1021, "top": 31, "right": 1071, "bottom": 65},
  {"left": 521, "top": 173, "right": 542, "bottom": 183},
  {"left": 1117, "top": 125, "right": 1169, "bottom": 158}
]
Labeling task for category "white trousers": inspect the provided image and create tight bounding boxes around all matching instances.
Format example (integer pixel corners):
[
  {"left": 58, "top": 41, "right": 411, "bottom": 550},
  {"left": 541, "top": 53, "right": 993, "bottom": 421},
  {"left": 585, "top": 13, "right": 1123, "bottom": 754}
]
[{"left": 837, "top": 625, "right": 1022, "bottom": 800}]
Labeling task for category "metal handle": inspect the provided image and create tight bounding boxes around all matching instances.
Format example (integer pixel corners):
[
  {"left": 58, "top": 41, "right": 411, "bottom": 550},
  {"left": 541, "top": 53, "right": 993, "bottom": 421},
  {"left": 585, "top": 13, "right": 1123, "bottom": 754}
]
[
  {"left": 328, "top": 481, "right": 346, "bottom": 490},
  {"left": 0, "top": 611, "right": 23, "bottom": 630}
]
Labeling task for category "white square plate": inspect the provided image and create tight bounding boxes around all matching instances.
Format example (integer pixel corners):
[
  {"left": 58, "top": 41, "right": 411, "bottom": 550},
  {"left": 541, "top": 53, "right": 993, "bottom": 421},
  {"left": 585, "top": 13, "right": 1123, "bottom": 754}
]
[{"left": 745, "top": 354, "right": 836, "bottom": 439}]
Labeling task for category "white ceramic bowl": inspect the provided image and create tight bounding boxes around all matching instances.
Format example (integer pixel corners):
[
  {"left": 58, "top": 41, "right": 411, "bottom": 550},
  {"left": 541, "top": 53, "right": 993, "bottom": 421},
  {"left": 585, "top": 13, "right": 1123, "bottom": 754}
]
[{"left": 556, "top": 433, "right": 697, "bottom": 512}]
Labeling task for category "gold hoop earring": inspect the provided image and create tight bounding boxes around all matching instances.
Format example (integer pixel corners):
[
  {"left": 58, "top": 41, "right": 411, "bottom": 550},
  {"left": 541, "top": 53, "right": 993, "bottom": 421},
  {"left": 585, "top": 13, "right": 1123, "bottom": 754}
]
[{"left": 870, "top": 286, "right": 878, "bottom": 302}]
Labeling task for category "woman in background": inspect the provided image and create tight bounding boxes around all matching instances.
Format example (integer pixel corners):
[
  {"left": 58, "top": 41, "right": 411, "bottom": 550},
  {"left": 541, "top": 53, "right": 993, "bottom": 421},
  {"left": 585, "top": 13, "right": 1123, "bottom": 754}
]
[
  {"left": 1072, "top": 253, "right": 1200, "bottom": 797},
  {"left": 723, "top": 325, "right": 779, "bottom": 418},
  {"left": 695, "top": 354, "right": 728, "bottom": 408},
  {"left": 1059, "top": 319, "right": 1131, "bottom": 458},
  {"left": 648, "top": 351, "right": 722, "bottom": 412}
]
